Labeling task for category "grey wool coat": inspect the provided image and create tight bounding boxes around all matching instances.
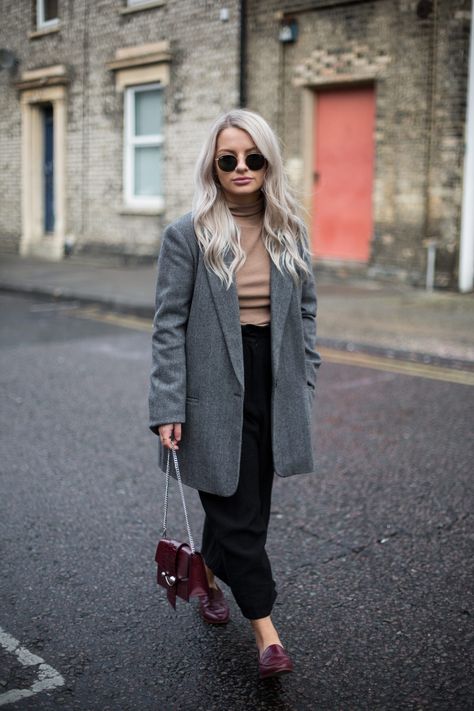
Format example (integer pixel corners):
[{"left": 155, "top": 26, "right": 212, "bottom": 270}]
[{"left": 148, "top": 211, "right": 322, "bottom": 497}]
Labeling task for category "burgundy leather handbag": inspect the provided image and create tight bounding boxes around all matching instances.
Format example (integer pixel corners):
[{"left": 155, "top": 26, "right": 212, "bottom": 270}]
[{"left": 155, "top": 440, "right": 209, "bottom": 609}]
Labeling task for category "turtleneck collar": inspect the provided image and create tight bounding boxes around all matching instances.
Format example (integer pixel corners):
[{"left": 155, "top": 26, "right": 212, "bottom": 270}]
[{"left": 226, "top": 192, "right": 264, "bottom": 218}]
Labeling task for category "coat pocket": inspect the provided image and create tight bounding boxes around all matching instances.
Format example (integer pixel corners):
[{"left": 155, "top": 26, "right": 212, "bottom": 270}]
[{"left": 185, "top": 395, "right": 199, "bottom": 403}]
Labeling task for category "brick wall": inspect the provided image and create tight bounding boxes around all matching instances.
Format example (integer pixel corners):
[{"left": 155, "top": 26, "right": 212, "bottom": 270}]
[
  {"left": 245, "top": 0, "right": 471, "bottom": 286},
  {"left": 0, "top": 3, "right": 25, "bottom": 252},
  {"left": 425, "top": 1, "right": 471, "bottom": 286}
]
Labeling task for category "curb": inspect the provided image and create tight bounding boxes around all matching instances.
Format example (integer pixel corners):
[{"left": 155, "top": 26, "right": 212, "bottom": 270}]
[{"left": 0, "top": 282, "right": 155, "bottom": 320}]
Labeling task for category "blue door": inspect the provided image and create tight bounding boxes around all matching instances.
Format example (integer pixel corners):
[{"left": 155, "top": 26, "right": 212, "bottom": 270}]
[{"left": 43, "top": 104, "right": 55, "bottom": 233}]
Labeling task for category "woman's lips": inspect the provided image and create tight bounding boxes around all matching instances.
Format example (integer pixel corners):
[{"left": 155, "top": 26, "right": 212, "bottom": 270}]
[{"left": 232, "top": 178, "right": 253, "bottom": 185}]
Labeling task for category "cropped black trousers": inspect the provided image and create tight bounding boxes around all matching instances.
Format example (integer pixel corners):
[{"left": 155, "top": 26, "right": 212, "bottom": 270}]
[{"left": 198, "top": 323, "right": 277, "bottom": 620}]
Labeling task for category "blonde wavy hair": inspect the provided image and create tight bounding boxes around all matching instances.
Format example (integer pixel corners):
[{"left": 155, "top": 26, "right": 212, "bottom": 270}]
[{"left": 192, "top": 109, "right": 312, "bottom": 289}]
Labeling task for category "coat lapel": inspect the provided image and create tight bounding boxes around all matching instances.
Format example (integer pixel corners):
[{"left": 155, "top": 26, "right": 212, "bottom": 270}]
[
  {"left": 269, "top": 258, "right": 294, "bottom": 378},
  {"left": 205, "top": 251, "right": 294, "bottom": 389},
  {"left": 206, "top": 250, "right": 245, "bottom": 389}
]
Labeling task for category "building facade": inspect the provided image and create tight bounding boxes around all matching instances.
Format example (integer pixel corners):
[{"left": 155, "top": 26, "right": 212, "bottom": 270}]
[
  {"left": 0, "top": 0, "right": 241, "bottom": 260},
  {"left": 0, "top": 0, "right": 473, "bottom": 290},
  {"left": 245, "top": 0, "right": 473, "bottom": 288}
]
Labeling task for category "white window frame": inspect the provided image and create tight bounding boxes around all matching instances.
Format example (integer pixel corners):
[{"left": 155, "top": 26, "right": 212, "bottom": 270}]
[
  {"left": 123, "top": 83, "right": 165, "bottom": 210},
  {"left": 37, "top": 0, "right": 59, "bottom": 29}
]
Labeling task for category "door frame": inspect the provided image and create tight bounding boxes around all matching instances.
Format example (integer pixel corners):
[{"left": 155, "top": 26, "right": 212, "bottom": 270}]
[
  {"left": 19, "top": 84, "right": 67, "bottom": 260},
  {"left": 300, "top": 77, "right": 377, "bottom": 264}
]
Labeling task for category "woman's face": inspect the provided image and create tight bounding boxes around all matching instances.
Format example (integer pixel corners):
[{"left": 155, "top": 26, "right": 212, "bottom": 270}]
[{"left": 214, "top": 127, "right": 266, "bottom": 204}]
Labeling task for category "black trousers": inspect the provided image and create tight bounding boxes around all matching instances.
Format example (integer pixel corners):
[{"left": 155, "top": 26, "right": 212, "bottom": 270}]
[{"left": 198, "top": 323, "right": 277, "bottom": 620}]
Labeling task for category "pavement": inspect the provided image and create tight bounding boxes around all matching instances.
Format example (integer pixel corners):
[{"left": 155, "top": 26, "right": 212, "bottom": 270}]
[{"left": 1, "top": 252, "right": 473, "bottom": 368}]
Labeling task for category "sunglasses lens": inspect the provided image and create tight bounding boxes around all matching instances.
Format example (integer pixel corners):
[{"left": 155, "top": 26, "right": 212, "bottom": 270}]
[
  {"left": 217, "top": 155, "right": 238, "bottom": 172},
  {"left": 246, "top": 154, "right": 266, "bottom": 171},
  {"left": 216, "top": 153, "right": 266, "bottom": 172}
]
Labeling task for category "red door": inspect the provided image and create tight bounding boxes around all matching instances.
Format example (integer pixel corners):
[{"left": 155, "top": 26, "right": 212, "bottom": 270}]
[{"left": 312, "top": 86, "right": 375, "bottom": 262}]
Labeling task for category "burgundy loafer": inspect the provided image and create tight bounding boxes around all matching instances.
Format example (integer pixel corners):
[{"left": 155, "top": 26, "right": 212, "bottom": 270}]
[
  {"left": 258, "top": 644, "right": 294, "bottom": 679},
  {"left": 198, "top": 586, "right": 230, "bottom": 625}
]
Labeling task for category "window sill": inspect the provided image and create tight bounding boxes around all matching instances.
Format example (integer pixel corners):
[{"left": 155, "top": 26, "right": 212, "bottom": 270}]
[
  {"left": 119, "top": 1, "right": 166, "bottom": 15},
  {"left": 119, "top": 205, "right": 165, "bottom": 216},
  {"left": 28, "top": 23, "right": 61, "bottom": 39}
]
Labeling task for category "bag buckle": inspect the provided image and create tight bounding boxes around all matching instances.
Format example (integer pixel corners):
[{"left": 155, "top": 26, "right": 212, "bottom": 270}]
[{"left": 161, "top": 571, "right": 176, "bottom": 587}]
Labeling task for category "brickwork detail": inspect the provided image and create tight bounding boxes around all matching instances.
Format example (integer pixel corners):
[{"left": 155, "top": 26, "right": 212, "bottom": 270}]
[{"left": 293, "top": 45, "right": 391, "bottom": 86}]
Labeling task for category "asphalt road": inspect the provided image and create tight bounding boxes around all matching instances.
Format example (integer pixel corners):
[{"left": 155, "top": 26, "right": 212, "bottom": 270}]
[{"left": 0, "top": 292, "right": 472, "bottom": 711}]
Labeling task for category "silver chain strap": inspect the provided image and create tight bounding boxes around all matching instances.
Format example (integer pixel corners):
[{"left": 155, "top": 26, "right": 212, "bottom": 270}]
[{"left": 161, "top": 439, "right": 196, "bottom": 554}]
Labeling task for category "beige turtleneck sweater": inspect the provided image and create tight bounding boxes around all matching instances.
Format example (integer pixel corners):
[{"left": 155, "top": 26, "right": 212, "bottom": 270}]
[{"left": 228, "top": 194, "right": 271, "bottom": 326}]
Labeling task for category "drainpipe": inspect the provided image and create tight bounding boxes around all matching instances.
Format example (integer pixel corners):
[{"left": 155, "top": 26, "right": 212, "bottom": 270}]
[
  {"left": 239, "top": 0, "right": 247, "bottom": 107},
  {"left": 459, "top": 0, "right": 474, "bottom": 292}
]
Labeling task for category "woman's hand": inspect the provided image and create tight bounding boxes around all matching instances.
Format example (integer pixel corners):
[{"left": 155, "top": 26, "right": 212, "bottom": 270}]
[{"left": 158, "top": 423, "right": 182, "bottom": 450}]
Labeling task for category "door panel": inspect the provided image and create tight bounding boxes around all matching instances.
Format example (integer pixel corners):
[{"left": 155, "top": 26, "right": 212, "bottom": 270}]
[
  {"left": 43, "top": 104, "right": 55, "bottom": 234},
  {"left": 312, "top": 86, "right": 375, "bottom": 262}
]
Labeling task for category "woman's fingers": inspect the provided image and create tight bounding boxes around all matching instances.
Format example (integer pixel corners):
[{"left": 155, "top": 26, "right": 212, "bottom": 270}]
[
  {"left": 158, "top": 424, "right": 171, "bottom": 448},
  {"left": 158, "top": 423, "right": 181, "bottom": 450}
]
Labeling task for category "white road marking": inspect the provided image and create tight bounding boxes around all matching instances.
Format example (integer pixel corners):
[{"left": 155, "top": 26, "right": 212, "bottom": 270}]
[{"left": 0, "top": 626, "right": 65, "bottom": 707}]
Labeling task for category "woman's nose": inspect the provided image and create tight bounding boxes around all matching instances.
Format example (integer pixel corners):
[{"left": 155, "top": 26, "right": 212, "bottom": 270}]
[{"left": 235, "top": 155, "right": 248, "bottom": 172}]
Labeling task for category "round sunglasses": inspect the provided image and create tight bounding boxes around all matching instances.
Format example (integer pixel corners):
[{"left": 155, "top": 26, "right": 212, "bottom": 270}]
[{"left": 215, "top": 153, "right": 266, "bottom": 173}]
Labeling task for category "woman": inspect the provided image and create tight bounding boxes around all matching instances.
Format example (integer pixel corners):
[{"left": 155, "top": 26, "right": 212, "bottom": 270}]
[{"left": 149, "top": 109, "right": 321, "bottom": 679}]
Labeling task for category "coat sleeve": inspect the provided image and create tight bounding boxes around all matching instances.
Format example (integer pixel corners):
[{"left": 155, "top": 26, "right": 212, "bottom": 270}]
[
  {"left": 148, "top": 223, "right": 196, "bottom": 435},
  {"left": 299, "top": 239, "right": 322, "bottom": 390}
]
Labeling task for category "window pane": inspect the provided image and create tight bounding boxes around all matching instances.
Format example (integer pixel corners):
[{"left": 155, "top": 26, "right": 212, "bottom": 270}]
[
  {"left": 44, "top": 0, "right": 58, "bottom": 21},
  {"left": 134, "top": 146, "right": 162, "bottom": 196},
  {"left": 135, "top": 89, "right": 163, "bottom": 136}
]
